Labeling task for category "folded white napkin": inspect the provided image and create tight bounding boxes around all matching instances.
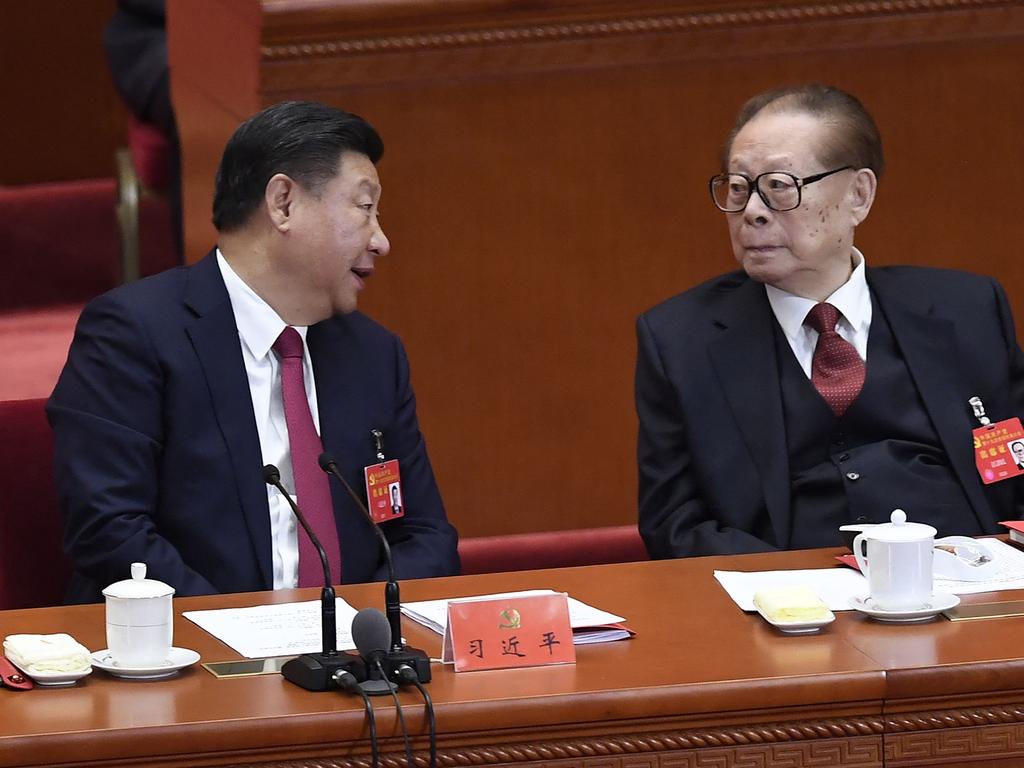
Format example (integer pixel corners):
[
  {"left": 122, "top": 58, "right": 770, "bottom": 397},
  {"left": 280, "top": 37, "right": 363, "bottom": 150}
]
[{"left": 3, "top": 633, "right": 92, "bottom": 674}]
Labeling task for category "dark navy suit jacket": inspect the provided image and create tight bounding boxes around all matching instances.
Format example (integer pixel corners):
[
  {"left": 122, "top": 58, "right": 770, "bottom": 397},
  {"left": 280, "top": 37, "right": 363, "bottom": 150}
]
[
  {"left": 636, "top": 266, "right": 1024, "bottom": 558},
  {"left": 48, "top": 251, "right": 459, "bottom": 602}
]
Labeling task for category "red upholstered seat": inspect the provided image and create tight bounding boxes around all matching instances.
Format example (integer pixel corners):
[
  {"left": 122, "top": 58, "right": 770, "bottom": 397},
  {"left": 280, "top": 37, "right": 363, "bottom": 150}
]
[
  {"left": 127, "top": 115, "right": 172, "bottom": 192},
  {"left": 0, "top": 180, "right": 120, "bottom": 311},
  {"left": 0, "top": 398, "right": 70, "bottom": 609},
  {"left": 0, "top": 303, "right": 81, "bottom": 401},
  {"left": 458, "top": 525, "right": 647, "bottom": 575}
]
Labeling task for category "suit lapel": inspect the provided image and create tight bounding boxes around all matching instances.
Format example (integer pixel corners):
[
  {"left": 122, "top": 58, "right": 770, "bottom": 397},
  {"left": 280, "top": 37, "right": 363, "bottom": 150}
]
[
  {"left": 707, "top": 279, "right": 793, "bottom": 548},
  {"left": 307, "top": 318, "right": 357, "bottom": 464},
  {"left": 868, "top": 269, "right": 996, "bottom": 531},
  {"left": 183, "top": 252, "right": 273, "bottom": 588}
]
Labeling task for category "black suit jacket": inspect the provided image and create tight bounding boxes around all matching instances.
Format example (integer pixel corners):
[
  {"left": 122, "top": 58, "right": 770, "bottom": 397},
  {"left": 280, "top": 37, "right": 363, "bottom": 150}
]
[
  {"left": 48, "top": 252, "right": 459, "bottom": 602},
  {"left": 636, "top": 266, "right": 1024, "bottom": 558}
]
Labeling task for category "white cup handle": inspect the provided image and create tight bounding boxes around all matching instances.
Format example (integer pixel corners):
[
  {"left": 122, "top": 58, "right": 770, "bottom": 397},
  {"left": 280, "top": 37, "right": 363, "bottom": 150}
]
[{"left": 852, "top": 532, "right": 870, "bottom": 580}]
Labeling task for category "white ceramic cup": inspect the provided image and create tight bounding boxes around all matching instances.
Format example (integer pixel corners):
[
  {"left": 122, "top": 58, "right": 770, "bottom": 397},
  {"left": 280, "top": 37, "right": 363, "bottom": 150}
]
[
  {"left": 102, "top": 563, "right": 175, "bottom": 667},
  {"left": 852, "top": 509, "right": 935, "bottom": 611}
]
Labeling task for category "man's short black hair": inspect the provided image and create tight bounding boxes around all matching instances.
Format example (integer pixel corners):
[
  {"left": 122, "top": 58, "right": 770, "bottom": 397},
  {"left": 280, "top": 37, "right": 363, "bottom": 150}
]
[{"left": 212, "top": 101, "right": 384, "bottom": 232}]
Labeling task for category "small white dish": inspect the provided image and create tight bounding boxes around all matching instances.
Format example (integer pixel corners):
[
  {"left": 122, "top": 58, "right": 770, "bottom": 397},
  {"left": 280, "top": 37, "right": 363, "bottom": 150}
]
[
  {"left": 7, "top": 657, "right": 91, "bottom": 687},
  {"left": 90, "top": 647, "right": 199, "bottom": 680},
  {"left": 755, "top": 605, "right": 836, "bottom": 634},
  {"left": 849, "top": 592, "right": 960, "bottom": 622}
]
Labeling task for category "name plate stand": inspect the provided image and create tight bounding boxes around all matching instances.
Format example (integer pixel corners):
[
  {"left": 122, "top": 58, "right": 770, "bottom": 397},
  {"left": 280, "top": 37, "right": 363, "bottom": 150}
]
[{"left": 443, "top": 593, "right": 576, "bottom": 672}]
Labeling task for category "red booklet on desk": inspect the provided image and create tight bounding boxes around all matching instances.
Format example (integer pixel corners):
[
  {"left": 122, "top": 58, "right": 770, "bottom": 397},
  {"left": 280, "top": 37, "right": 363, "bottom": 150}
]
[
  {"left": 835, "top": 553, "right": 860, "bottom": 570},
  {"left": 401, "top": 590, "right": 635, "bottom": 645},
  {"left": 1000, "top": 521, "right": 1024, "bottom": 545}
]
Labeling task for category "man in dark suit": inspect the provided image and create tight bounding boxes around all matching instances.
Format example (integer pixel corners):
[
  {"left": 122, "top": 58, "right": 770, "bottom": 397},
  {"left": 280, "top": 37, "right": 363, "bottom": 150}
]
[
  {"left": 636, "top": 84, "right": 1024, "bottom": 559},
  {"left": 48, "top": 101, "right": 459, "bottom": 602}
]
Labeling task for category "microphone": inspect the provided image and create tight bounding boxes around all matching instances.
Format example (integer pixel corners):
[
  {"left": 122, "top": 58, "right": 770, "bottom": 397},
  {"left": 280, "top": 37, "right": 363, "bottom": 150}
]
[
  {"left": 319, "top": 453, "right": 431, "bottom": 684},
  {"left": 264, "top": 464, "right": 366, "bottom": 691},
  {"left": 352, "top": 607, "right": 397, "bottom": 695}
]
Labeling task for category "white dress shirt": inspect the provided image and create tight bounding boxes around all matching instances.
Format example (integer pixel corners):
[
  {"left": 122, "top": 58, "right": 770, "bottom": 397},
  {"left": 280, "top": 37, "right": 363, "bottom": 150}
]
[
  {"left": 765, "top": 248, "right": 872, "bottom": 379},
  {"left": 217, "top": 249, "right": 322, "bottom": 589}
]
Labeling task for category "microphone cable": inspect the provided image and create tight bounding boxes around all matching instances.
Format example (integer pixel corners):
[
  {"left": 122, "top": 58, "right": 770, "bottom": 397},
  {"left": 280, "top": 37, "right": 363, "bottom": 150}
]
[
  {"left": 376, "top": 658, "right": 415, "bottom": 768},
  {"left": 402, "top": 669, "right": 437, "bottom": 768},
  {"left": 334, "top": 669, "right": 380, "bottom": 768}
]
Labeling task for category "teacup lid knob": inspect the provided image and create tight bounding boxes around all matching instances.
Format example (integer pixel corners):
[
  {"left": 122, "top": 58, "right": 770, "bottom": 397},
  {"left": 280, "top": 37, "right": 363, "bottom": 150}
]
[
  {"left": 102, "top": 562, "right": 175, "bottom": 599},
  {"left": 890, "top": 509, "right": 907, "bottom": 525}
]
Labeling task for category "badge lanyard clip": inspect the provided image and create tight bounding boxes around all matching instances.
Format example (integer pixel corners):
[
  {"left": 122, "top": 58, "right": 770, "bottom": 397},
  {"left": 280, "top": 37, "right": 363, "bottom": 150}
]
[
  {"left": 371, "top": 429, "right": 385, "bottom": 462},
  {"left": 969, "top": 396, "right": 991, "bottom": 427}
]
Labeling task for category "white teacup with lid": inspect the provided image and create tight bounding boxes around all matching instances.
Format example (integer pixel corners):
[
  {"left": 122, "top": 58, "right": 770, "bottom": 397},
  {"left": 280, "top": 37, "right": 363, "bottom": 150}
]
[
  {"left": 102, "top": 562, "right": 174, "bottom": 667},
  {"left": 853, "top": 509, "right": 936, "bottom": 611}
]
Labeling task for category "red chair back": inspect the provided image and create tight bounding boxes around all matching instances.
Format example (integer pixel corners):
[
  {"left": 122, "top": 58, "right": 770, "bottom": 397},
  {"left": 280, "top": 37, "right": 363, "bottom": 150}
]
[
  {"left": 458, "top": 525, "right": 647, "bottom": 575},
  {"left": 0, "top": 398, "right": 70, "bottom": 608}
]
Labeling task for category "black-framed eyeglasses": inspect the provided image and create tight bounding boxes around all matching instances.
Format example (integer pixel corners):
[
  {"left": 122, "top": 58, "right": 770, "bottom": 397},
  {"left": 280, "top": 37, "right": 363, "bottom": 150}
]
[{"left": 709, "top": 166, "right": 853, "bottom": 213}]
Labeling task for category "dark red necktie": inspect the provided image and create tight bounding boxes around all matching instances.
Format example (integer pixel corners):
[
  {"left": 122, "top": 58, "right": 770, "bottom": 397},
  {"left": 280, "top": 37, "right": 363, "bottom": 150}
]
[
  {"left": 805, "top": 303, "right": 865, "bottom": 417},
  {"left": 273, "top": 326, "right": 341, "bottom": 586}
]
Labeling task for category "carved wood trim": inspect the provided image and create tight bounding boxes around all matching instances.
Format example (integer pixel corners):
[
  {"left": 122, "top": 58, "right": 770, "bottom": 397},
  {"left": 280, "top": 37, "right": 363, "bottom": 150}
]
[
  {"left": 886, "top": 723, "right": 1024, "bottom": 765},
  {"left": 886, "top": 703, "right": 1024, "bottom": 731},
  {"left": 232, "top": 716, "right": 885, "bottom": 768},
  {"left": 884, "top": 705, "right": 1024, "bottom": 765},
  {"left": 260, "top": 0, "right": 1018, "bottom": 59}
]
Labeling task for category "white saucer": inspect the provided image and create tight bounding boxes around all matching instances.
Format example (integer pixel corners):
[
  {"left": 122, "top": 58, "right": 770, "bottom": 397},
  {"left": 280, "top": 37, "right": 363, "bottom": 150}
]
[
  {"left": 849, "top": 592, "right": 960, "bottom": 622},
  {"left": 7, "top": 658, "right": 91, "bottom": 687},
  {"left": 90, "top": 647, "right": 200, "bottom": 680},
  {"left": 755, "top": 605, "right": 836, "bottom": 634}
]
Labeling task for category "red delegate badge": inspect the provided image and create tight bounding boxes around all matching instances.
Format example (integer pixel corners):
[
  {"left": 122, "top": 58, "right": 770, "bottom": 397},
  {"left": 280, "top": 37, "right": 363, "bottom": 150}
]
[
  {"left": 364, "top": 459, "right": 403, "bottom": 522},
  {"left": 973, "top": 418, "right": 1024, "bottom": 484}
]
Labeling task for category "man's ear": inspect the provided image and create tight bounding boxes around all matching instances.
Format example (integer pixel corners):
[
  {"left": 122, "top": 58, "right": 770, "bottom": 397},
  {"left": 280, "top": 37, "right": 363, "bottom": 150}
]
[
  {"left": 265, "top": 173, "right": 297, "bottom": 231},
  {"left": 849, "top": 168, "right": 877, "bottom": 227}
]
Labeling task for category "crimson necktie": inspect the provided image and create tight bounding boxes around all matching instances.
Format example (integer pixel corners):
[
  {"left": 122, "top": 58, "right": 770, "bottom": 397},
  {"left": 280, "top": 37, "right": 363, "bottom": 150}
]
[
  {"left": 273, "top": 327, "right": 341, "bottom": 586},
  {"left": 804, "top": 303, "right": 865, "bottom": 418}
]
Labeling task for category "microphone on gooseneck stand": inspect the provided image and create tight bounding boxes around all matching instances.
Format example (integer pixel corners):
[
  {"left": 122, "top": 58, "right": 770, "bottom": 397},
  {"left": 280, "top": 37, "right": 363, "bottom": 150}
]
[
  {"left": 318, "top": 453, "right": 432, "bottom": 684},
  {"left": 263, "top": 464, "right": 366, "bottom": 691}
]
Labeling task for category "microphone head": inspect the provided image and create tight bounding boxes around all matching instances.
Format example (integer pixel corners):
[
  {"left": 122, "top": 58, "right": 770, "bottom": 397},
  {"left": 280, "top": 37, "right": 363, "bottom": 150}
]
[
  {"left": 263, "top": 464, "right": 281, "bottom": 485},
  {"left": 317, "top": 452, "right": 335, "bottom": 472},
  {"left": 351, "top": 607, "right": 391, "bottom": 659}
]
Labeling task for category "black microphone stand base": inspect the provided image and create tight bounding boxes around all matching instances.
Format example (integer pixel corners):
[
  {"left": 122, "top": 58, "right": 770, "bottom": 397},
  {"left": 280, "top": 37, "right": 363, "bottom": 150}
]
[
  {"left": 383, "top": 645, "right": 432, "bottom": 683},
  {"left": 282, "top": 652, "right": 366, "bottom": 692}
]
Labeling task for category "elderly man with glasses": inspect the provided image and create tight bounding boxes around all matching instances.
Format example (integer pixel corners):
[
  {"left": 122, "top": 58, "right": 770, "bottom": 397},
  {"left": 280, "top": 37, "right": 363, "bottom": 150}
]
[{"left": 636, "top": 84, "right": 1024, "bottom": 559}]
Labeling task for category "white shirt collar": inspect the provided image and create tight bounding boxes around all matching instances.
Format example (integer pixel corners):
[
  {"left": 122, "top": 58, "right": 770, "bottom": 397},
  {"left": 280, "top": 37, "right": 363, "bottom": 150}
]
[
  {"left": 216, "top": 248, "right": 309, "bottom": 359},
  {"left": 765, "top": 247, "right": 870, "bottom": 343}
]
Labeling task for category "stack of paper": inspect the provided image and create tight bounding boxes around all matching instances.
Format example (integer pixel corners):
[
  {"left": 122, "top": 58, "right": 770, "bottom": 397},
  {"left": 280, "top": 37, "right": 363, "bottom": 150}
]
[{"left": 401, "top": 589, "right": 632, "bottom": 644}]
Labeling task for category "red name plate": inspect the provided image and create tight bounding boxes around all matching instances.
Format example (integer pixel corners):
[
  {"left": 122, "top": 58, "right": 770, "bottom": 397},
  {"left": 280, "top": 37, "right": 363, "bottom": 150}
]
[{"left": 443, "top": 593, "right": 576, "bottom": 672}]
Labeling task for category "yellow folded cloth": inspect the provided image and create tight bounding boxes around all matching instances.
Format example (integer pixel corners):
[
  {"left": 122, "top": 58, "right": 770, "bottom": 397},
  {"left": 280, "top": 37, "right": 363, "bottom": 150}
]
[
  {"left": 3, "top": 633, "right": 92, "bottom": 674},
  {"left": 754, "top": 586, "right": 830, "bottom": 623}
]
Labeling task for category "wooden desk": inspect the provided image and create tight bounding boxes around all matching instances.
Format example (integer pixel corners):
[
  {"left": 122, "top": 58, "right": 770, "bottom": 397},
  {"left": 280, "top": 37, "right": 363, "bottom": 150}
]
[{"left": 3, "top": 550, "right": 1024, "bottom": 768}]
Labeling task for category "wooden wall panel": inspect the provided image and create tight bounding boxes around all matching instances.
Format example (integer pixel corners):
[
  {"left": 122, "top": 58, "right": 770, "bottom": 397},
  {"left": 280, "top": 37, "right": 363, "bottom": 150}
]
[
  {"left": 0, "top": 0, "right": 125, "bottom": 185},
  {"left": 169, "top": 1, "right": 1024, "bottom": 538}
]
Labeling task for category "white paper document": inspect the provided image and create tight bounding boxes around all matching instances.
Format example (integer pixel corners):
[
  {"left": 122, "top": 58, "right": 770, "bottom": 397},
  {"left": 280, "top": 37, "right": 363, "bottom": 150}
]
[
  {"left": 715, "top": 568, "right": 869, "bottom": 612},
  {"left": 934, "top": 538, "right": 1024, "bottom": 594},
  {"left": 183, "top": 598, "right": 360, "bottom": 658},
  {"left": 717, "top": 539, "right": 1024, "bottom": 612},
  {"left": 401, "top": 589, "right": 629, "bottom": 644}
]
